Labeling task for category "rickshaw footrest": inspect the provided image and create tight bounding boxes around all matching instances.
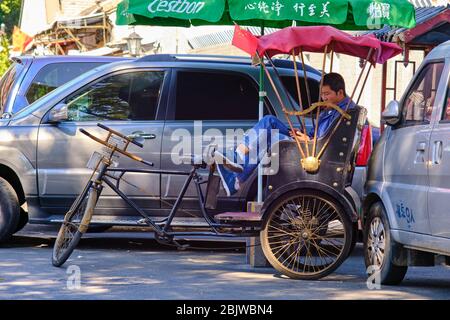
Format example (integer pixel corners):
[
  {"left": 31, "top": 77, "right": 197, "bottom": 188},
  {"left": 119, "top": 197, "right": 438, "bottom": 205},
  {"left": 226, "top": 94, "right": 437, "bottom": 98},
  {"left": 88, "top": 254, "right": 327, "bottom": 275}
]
[{"left": 214, "top": 212, "right": 262, "bottom": 222}]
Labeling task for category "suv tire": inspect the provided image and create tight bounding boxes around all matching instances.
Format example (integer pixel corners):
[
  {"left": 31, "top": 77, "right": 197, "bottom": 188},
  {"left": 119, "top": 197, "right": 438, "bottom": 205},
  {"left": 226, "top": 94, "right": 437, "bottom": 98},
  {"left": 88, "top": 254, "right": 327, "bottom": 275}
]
[
  {"left": 14, "top": 207, "right": 29, "bottom": 234},
  {"left": 0, "top": 177, "right": 20, "bottom": 243}
]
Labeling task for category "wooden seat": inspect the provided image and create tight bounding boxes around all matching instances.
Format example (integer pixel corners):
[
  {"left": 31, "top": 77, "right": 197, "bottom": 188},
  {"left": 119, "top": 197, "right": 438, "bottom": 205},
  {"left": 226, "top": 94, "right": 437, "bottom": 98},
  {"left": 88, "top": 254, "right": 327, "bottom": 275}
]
[{"left": 214, "top": 212, "right": 262, "bottom": 222}]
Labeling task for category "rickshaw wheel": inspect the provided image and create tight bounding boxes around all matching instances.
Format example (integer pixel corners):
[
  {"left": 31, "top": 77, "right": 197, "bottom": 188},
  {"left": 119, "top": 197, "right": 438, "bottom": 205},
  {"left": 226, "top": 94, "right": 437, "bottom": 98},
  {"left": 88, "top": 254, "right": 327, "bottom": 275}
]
[{"left": 260, "top": 189, "right": 352, "bottom": 280}]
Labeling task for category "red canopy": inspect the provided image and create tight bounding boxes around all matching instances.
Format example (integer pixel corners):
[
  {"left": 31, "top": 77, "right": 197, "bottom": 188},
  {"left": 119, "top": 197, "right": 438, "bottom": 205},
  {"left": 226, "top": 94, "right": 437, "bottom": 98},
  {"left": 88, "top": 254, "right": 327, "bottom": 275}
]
[{"left": 257, "top": 26, "right": 402, "bottom": 65}]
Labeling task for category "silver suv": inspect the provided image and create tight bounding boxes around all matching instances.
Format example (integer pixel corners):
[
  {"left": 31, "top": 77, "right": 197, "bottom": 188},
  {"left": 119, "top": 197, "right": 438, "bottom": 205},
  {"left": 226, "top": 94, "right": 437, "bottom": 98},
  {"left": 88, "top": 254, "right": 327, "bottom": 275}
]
[
  {"left": 0, "top": 54, "right": 368, "bottom": 242},
  {"left": 362, "top": 41, "right": 450, "bottom": 285}
]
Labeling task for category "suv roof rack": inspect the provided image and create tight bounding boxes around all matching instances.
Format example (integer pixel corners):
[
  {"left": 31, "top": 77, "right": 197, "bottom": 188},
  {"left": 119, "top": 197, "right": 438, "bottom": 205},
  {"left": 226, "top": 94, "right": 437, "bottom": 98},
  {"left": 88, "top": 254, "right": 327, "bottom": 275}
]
[{"left": 137, "top": 54, "right": 321, "bottom": 75}]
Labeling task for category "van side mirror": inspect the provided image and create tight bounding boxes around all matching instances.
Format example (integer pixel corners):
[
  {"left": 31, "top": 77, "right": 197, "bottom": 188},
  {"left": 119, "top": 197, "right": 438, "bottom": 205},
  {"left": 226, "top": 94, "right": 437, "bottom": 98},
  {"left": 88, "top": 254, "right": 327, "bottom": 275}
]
[
  {"left": 382, "top": 100, "right": 400, "bottom": 126},
  {"left": 47, "top": 103, "right": 68, "bottom": 123}
]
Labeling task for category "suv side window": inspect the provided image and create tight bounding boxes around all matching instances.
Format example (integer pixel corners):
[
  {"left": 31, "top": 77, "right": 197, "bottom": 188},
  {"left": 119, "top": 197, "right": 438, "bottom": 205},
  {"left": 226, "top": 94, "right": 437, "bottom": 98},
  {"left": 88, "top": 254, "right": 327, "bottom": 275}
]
[
  {"left": 174, "top": 71, "right": 266, "bottom": 121},
  {"left": 26, "top": 62, "right": 105, "bottom": 104},
  {"left": 281, "top": 76, "right": 320, "bottom": 109},
  {"left": 64, "top": 71, "right": 165, "bottom": 121},
  {"left": 402, "top": 62, "right": 444, "bottom": 125}
]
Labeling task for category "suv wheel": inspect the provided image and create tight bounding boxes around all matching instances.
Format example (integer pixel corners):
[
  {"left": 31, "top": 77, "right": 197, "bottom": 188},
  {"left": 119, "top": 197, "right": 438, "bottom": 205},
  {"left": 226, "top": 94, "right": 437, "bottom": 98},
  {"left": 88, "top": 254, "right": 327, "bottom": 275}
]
[
  {"left": 363, "top": 202, "right": 407, "bottom": 285},
  {"left": 0, "top": 177, "right": 20, "bottom": 243},
  {"left": 14, "top": 207, "right": 29, "bottom": 234}
]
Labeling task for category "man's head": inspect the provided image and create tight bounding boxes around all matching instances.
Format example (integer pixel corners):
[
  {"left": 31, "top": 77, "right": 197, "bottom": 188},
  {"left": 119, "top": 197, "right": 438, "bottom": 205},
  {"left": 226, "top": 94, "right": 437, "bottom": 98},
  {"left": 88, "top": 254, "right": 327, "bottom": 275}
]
[{"left": 321, "top": 73, "right": 347, "bottom": 104}]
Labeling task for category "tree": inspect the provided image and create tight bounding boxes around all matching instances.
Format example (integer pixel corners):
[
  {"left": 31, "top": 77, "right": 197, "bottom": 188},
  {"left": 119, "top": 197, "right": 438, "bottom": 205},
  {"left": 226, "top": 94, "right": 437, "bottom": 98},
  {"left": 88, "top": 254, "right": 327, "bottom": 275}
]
[
  {"left": 0, "top": 0, "right": 22, "bottom": 34},
  {"left": 0, "top": 36, "right": 10, "bottom": 76},
  {"left": 0, "top": 0, "right": 21, "bottom": 76}
]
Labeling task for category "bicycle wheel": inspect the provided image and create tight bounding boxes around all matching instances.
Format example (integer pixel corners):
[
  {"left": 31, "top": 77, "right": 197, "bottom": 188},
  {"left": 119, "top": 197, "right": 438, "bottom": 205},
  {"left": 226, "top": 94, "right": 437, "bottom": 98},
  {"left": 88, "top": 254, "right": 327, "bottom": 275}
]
[
  {"left": 52, "top": 184, "right": 99, "bottom": 267},
  {"left": 260, "top": 190, "right": 353, "bottom": 280}
]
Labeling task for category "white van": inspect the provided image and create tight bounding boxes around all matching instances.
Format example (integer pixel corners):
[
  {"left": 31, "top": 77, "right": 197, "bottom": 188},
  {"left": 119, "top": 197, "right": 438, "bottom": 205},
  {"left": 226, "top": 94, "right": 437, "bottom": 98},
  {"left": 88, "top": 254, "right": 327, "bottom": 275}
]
[{"left": 362, "top": 40, "right": 450, "bottom": 285}]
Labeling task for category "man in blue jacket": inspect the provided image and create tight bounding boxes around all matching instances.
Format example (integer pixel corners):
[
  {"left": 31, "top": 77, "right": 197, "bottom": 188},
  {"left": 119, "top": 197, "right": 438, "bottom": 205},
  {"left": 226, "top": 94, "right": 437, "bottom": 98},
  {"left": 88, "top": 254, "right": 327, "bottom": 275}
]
[{"left": 215, "top": 72, "right": 356, "bottom": 196}]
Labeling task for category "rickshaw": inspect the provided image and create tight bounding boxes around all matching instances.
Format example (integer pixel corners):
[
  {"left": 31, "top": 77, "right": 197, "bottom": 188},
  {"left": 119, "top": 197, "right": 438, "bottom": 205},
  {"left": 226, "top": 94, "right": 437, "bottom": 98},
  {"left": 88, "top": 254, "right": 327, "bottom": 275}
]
[{"left": 51, "top": 26, "right": 401, "bottom": 280}]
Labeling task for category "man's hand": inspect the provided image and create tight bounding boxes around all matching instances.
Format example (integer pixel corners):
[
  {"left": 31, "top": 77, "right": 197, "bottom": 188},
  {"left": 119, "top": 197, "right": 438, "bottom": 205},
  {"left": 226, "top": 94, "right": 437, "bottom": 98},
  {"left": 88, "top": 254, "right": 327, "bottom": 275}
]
[{"left": 289, "top": 129, "right": 309, "bottom": 142}]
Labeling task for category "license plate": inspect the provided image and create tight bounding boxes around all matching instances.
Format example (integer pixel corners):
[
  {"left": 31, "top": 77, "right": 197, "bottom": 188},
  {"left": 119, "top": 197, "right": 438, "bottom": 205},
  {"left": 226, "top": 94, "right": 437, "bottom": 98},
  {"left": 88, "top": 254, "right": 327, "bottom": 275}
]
[{"left": 86, "top": 151, "right": 103, "bottom": 170}]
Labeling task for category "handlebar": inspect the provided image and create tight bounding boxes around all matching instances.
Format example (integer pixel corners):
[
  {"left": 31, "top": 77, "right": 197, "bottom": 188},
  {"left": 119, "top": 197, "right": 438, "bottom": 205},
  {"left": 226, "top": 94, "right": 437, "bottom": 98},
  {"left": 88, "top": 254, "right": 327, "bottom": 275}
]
[
  {"left": 79, "top": 128, "right": 153, "bottom": 167},
  {"left": 96, "top": 123, "right": 144, "bottom": 148}
]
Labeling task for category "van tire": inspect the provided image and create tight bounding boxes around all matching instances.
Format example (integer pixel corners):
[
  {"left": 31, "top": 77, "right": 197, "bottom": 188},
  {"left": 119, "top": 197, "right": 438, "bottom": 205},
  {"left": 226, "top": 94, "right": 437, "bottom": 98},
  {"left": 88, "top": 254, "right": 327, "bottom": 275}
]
[
  {"left": 363, "top": 202, "right": 407, "bottom": 285},
  {"left": 0, "top": 177, "right": 20, "bottom": 243}
]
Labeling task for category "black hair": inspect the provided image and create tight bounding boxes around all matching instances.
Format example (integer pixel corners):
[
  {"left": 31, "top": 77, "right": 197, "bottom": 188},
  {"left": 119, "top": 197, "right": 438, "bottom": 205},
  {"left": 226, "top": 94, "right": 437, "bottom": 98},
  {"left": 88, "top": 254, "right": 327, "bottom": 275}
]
[{"left": 323, "top": 73, "right": 346, "bottom": 96}]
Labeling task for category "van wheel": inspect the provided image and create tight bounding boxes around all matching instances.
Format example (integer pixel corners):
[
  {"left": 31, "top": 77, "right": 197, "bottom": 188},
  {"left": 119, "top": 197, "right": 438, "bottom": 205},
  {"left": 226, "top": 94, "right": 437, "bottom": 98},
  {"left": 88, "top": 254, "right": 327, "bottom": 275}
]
[
  {"left": 363, "top": 202, "right": 407, "bottom": 285},
  {"left": 0, "top": 177, "right": 20, "bottom": 243}
]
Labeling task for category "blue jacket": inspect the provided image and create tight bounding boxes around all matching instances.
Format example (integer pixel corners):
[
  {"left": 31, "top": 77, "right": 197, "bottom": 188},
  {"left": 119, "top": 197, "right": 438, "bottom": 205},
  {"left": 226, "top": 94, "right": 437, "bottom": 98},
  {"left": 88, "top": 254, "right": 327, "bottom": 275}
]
[{"left": 308, "top": 97, "right": 356, "bottom": 139}]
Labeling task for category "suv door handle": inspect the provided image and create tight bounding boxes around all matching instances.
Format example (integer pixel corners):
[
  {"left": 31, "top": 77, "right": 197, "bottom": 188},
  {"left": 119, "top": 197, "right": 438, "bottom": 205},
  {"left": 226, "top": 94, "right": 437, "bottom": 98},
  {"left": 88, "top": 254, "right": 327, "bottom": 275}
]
[
  {"left": 127, "top": 131, "right": 156, "bottom": 140},
  {"left": 432, "top": 141, "right": 443, "bottom": 164},
  {"left": 416, "top": 142, "right": 427, "bottom": 152}
]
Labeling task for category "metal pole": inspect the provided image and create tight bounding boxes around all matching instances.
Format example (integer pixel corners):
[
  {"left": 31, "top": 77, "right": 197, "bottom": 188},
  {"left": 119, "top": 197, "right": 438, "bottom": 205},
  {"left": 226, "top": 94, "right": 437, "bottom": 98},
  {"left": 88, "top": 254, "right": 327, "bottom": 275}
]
[
  {"left": 381, "top": 62, "right": 387, "bottom": 133},
  {"left": 257, "top": 26, "right": 265, "bottom": 203}
]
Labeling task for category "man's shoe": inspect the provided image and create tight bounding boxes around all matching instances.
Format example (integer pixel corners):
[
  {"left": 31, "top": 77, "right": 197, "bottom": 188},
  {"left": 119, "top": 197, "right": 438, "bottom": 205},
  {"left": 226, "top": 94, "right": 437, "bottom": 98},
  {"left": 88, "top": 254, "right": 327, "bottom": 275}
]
[
  {"left": 216, "top": 163, "right": 238, "bottom": 197},
  {"left": 213, "top": 150, "right": 243, "bottom": 173}
]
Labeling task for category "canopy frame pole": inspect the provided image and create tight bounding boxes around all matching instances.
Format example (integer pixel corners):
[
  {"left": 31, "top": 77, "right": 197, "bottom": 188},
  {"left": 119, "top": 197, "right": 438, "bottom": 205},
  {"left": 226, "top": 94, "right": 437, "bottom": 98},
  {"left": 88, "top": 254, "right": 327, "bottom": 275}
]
[
  {"left": 292, "top": 49, "right": 310, "bottom": 157},
  {"left": 346, "top": 48, "right": 374, "bottom": 111},
  {"left": 356, "top": 63, "right": 373, "bottom": 105},
  {"left": 318, "top": 45, "right": 329, "bottom": 100},
  {"left": 265, "top": 54, "right": 302, "bottom": 114},
  {"left": 261, "top": 62, "right": 307, "bottom": 159},
  {"left": 286, "top": 51, "right": 305, "bottom": 121},
  {"left": 299, "top": 50, "right": 312, "bottom": 108},
  {"left": 299, "top": 49, "right": 317, "bottom": 132},
  {"left": 317, "top": 48, "right": 375, "bottom": 160},
  {"left": 329, "top": 46, "right": 334, "bottom": 73},
  {"left": 265, "top": 53, "right": 313, "bottom": 157},
  {"left": 312, "top": 44, "right": 329, "bottom": 157}
]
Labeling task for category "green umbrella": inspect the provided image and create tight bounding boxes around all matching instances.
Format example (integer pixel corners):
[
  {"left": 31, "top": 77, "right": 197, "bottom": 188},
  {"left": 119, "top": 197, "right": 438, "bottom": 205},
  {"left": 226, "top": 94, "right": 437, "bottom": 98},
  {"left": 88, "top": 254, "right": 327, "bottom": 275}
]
[
  {"left": 115, "top": 0, "right": 416, "bottom": 202},
  {"left": 116, "top": 0, "right": 416, "bottom": 29}
]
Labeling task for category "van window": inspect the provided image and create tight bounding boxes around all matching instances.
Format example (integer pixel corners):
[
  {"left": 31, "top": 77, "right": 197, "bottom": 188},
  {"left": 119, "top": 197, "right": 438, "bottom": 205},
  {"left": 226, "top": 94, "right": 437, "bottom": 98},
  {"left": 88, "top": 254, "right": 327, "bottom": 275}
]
[
  {"left": 0, "top": 62, "right": 25, "bottom": 114},
  {"left": 65, "top": 71, "right": 165, "bottom": 121},
  {"left": 26, "top": 62, "right": 105, "bottom": 104},
  {"left": 174, "top": 71, "right": 261, "bottom": 121},
  {"left": 403, "top": 62, "right": 444, "bottom": 124},
  {"left": 443, "top": 80, "right": 450, "bottom": 121}
]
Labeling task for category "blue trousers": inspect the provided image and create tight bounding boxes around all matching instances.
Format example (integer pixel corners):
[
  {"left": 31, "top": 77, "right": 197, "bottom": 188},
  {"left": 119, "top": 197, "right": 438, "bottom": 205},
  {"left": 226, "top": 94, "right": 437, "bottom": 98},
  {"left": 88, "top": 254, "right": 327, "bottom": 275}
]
[{"left": 236, "top": 115, "right": 292, "bottom": 183}]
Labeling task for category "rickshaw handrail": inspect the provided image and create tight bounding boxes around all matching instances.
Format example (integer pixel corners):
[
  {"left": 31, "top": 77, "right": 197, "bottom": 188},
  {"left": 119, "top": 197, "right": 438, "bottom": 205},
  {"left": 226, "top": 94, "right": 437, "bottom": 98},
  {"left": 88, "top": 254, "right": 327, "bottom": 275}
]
[{"left": 283, "top": 102, "right": 352, "bottom": 120}]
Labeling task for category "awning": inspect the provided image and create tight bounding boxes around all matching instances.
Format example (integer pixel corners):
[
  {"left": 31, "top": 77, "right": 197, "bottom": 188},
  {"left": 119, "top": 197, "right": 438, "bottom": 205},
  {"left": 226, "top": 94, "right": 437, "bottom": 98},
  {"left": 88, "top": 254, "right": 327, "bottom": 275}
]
[{"left": 363, "top": 5, "right": 449, "bottom": 46}]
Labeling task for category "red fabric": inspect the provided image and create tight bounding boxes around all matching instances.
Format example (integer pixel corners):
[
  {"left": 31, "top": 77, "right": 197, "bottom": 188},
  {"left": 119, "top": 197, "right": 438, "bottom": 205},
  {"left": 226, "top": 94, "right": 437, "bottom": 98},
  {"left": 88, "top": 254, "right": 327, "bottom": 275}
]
[
  {"left": 356, "top": 124, "right": 372, "bottom": 166},
  {"left": 232, "top": 24, "right": 259, "bottom": 56},
  {"left": 257, "top": 26, "right": 402, "bottom": 64}
]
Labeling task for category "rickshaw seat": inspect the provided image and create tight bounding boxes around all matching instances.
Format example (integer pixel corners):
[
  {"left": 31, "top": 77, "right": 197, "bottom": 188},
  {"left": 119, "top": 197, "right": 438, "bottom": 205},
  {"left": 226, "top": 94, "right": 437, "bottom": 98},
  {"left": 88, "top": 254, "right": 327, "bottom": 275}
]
[{"left": 264, "top": 106, "right": 367, "bottom": 194}]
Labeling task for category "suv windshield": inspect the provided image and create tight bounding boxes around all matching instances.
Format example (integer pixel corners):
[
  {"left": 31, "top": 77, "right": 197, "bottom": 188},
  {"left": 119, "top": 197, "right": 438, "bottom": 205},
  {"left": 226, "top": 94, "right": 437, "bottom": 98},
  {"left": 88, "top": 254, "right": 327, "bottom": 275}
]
[{"left": 0, "top": 61, "right": 25, "bottom": 115}]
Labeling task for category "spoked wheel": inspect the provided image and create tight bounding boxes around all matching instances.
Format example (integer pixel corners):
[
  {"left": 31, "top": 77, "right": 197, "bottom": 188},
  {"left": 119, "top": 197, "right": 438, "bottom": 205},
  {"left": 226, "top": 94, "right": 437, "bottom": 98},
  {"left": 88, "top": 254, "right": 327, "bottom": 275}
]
[
  {"left": 52, "top": 184, "right": 99, "bottom": 267},
  {"left": 366, "top": 217, "right": 386, "bottom": 267},
  {"left": 260, "top": 190, "right": 353, "bottom": 280}
]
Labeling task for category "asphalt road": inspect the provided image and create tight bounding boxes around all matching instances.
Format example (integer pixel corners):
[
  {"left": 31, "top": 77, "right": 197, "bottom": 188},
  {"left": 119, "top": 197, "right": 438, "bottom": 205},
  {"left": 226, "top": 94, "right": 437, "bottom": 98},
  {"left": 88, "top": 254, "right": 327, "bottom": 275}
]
[{"left": 0, "top": 224, "right": 449, "bottom": 300}]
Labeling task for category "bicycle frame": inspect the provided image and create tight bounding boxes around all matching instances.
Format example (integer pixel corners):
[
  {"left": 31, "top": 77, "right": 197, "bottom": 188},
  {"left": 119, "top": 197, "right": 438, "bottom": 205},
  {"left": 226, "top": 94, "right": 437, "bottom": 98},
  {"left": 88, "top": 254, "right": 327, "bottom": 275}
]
[{"left": 90, "top": 160, "right": 261, "bottom": 244}]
